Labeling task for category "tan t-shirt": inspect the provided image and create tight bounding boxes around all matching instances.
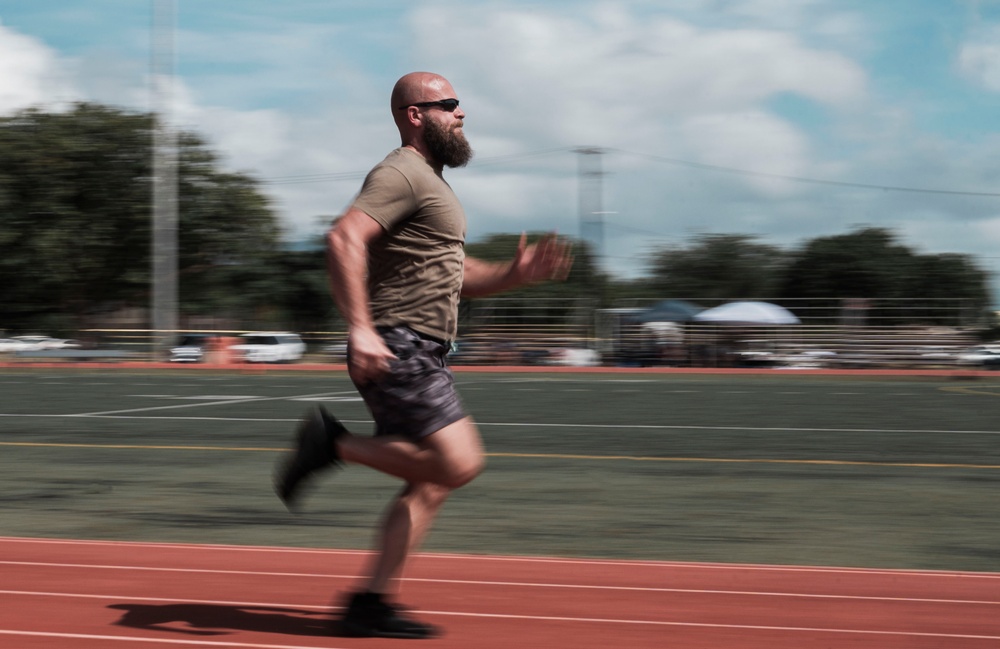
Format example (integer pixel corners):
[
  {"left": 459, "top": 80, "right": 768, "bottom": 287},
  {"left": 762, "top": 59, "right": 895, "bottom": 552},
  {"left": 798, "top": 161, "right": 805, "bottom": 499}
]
[{"left": 352, "top": 148, "right": 467, "bottom": 342}]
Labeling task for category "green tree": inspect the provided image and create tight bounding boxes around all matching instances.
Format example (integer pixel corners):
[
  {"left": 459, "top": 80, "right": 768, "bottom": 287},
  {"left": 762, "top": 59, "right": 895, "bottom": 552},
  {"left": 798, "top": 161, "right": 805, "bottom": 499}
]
[
  {"left": 779, "top": 227, "right": 990, "bottom": 325},
  {"left": 0, "top": 103, "right": 286, "bottom": 333},
  {"left": 0, "top": 104, "right": 154, "bottom": 332},
  {"left": 645, "top": 234, "right": 788, "bottom": 302}
]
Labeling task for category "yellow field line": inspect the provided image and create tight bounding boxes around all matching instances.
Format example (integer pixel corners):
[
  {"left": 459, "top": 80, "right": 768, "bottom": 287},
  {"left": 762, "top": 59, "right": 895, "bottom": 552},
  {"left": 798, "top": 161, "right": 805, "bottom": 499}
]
[
  {"left": 487, "top": 452, "right": 1000, "bottom": 469},
  {"left": 2, "top": 442, "right": 998, "bottom": 470},
  {"left": 940, "top": 385, "right": 1000, "bottom": 397},
  {"left": 0, "top": 442, "right": 283, "bottom": 452}
]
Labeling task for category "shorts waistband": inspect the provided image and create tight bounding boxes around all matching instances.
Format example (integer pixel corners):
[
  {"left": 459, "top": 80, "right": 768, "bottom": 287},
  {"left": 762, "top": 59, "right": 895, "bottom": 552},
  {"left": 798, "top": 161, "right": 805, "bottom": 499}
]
[
  {"left": 414, "top": 330, "right": 450, "bottom": 347},
  {"left": 378, "top": 325, "right": 451, "bottom": 347}
]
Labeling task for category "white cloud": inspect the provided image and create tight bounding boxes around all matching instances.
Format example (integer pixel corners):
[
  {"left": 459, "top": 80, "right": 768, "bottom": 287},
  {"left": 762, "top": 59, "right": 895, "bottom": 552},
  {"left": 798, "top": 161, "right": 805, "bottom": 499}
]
[
  {"left": 679, "top": 110, "right": 810, "bottom": 195},
  {"left": 0, "top": 23, "right": 78, "bottom": 113},
  {"left": 958, "top": 25, "right": 1000, "bottom": 92},
  {"left": 405, "top": 2, "right": 868, "bottom": 249}
]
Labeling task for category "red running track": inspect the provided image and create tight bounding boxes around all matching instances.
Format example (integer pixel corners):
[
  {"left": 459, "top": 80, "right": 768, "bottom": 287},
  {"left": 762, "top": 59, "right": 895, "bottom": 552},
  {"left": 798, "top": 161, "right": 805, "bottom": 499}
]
[{"left": 0, "top": 536, "right": 998, "bottom": 649}]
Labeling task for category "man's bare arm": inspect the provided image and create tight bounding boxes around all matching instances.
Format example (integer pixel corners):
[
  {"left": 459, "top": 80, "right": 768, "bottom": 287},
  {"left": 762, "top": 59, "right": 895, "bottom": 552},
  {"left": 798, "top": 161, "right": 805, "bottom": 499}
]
[
  {"left": 327, "top": 208, "right": 396, "bottom": 382},
  {"left": 461, "top": 232, "right": 573, "bottom": 298}
]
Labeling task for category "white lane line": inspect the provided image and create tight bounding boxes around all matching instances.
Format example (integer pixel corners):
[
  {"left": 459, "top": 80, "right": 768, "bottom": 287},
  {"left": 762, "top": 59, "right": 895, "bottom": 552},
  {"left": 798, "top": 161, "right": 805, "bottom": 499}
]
[
  {"left": 0, "top": 630, "right": 347, "bottom": 649},
  {"left": 3, "top": 561, "right": 998, "bottom": 605},
  {"left": 0, "top": 591, "right": 998, "bottom": 641},
  {"left": 2, "top": 536, "right": 999, "bottom": 579}
]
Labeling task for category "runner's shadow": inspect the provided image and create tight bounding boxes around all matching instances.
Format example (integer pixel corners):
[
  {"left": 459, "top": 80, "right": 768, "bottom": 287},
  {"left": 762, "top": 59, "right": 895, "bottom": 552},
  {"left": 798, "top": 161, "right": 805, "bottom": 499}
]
[{"left": 108, "top": 603, "right": 332, "bottom": 638}]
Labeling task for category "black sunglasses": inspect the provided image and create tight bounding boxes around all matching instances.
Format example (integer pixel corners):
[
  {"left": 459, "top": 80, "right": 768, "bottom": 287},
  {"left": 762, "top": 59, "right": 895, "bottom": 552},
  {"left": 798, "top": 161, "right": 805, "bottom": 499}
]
[{"left": 397, "top": 98, "right": 460, "bottom": 112}]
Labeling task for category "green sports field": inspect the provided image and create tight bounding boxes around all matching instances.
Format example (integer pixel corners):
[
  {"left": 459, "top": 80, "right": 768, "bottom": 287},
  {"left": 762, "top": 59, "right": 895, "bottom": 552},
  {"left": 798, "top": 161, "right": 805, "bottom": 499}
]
[{"left": 1, "top": 368, "right": 998, "bottom": 571}]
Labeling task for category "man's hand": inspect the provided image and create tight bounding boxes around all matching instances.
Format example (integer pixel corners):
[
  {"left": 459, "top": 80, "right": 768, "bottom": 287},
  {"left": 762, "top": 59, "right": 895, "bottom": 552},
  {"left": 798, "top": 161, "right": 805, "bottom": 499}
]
[
  {"left": 347, "top": 327, "right": 396, "bottom": 385},
  {"left": 511, "top": 232, "right": 573, "bottom": 285}
]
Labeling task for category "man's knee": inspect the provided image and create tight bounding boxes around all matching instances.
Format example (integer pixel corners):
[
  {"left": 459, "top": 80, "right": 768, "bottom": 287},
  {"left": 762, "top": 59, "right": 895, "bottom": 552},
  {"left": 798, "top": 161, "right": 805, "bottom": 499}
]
[
  {"left": 441, "top": 454, "right": 484, "bottom": 489},
  {"left": 426, "top": 417, "right": 485, "bottom": 489}
]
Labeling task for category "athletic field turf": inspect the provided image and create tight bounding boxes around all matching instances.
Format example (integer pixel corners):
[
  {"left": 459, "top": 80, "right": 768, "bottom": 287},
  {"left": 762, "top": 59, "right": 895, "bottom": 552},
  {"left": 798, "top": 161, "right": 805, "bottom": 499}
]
[{"left": 1, "top": 367, "right": 998, "bottom": 572}]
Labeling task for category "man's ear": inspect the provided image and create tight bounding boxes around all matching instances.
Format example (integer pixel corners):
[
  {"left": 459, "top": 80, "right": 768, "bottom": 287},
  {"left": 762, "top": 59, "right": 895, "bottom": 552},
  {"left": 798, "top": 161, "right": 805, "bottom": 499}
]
[{"left": 403, "top": 106, "right": 423, "bottom": 127}]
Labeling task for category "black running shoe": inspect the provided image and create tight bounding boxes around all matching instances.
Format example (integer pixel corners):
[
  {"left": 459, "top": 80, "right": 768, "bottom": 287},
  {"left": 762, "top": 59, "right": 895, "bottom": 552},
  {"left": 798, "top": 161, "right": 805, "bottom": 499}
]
[
  {"left": 338, "top": 591, "right": 441, "bottom": 639},
  {"left": 274, "top": 406, "right": 346, "bottom": 510}
]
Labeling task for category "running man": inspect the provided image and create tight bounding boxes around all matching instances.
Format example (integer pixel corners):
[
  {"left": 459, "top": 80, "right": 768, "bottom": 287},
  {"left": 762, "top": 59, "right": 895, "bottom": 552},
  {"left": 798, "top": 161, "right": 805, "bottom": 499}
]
[{"left": 274, "top": 71, "right": 573, "bottom": 639}]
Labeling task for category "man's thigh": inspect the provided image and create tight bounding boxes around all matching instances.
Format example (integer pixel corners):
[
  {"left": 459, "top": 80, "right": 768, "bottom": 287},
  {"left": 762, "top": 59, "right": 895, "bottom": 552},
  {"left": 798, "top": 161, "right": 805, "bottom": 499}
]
[{"left": 420, "top": 416, "right": 484, "bottom": 487}]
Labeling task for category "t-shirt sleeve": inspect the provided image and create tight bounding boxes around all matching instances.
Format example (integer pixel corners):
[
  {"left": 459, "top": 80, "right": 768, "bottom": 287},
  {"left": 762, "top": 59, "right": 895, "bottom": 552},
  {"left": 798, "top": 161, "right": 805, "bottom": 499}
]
[{"left": 352, "top": 165, "right": 418, "bottom": 230}]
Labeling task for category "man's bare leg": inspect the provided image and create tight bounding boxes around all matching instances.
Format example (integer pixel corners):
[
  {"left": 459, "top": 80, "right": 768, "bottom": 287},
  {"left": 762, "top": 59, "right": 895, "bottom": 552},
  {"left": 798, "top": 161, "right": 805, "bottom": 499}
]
[
  {"left": 362, "top": 481, "right": 451, "bottom": 595},
  {"left": 347, "top": 417, "right": 483, "bottom": 592},
  {"left": 338, "top": 416, "right": 484, "bottom": 489},
  {"left": 338, "top": 418, "right": 484, "bottom": 639}
]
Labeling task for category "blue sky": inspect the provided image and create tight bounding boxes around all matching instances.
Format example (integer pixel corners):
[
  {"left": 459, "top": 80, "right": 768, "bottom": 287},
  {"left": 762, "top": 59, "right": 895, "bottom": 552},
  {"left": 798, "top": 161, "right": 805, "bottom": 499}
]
[{"left": 2, "top": 0, "right": 1000, "bottom": 304}]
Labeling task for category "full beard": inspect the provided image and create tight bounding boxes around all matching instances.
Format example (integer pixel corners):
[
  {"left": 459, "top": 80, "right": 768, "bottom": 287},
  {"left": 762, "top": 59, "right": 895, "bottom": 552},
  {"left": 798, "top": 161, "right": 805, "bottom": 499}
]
[{"left": 424, "top": 118, "right": 474, "bottom": 168}]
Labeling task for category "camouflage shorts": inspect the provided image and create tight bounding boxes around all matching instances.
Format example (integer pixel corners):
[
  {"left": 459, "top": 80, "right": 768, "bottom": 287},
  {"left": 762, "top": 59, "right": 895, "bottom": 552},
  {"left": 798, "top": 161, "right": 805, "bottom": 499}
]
[{"left": 350, "top": 326, "right": 467, "bottom": 440}]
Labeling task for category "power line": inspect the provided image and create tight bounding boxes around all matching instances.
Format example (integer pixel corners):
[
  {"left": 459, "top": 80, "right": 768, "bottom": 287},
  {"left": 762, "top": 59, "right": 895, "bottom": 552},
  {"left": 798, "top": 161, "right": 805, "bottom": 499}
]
[
  {"left": 258, "top": 148, "right": 576, "bottom": 185},
  {"left": 610, "top": 148, "right": 1000, "bottom": 198},
  {"left": 261, "top": 171, "right": 368, "bottom": 185},
  {"left": 256, "top": 146, "right": 1000, "bottom": 199}
]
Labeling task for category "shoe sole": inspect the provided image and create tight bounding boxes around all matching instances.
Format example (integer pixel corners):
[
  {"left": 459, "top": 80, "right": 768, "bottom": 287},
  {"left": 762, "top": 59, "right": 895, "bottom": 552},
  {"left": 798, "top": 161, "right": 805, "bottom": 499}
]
[{"left": 339, "top": 622, "right": 439, "bottom": 639}]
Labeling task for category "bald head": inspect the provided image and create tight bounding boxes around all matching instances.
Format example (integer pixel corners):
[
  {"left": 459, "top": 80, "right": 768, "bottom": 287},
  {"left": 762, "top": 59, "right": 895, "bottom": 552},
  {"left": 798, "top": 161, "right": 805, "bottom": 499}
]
[
  {"left": 391, "top": 72, "right": 451, "bottom": 111},
  {"left": 390, "top": 71, "right": 471, "bottom": 168}
]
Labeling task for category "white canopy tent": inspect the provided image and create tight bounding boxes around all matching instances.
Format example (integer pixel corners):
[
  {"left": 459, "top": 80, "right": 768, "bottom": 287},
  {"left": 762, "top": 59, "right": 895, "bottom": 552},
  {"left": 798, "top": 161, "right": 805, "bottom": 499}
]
[{"left": 692, "top": 301, "right": 801, "bottom": 325}]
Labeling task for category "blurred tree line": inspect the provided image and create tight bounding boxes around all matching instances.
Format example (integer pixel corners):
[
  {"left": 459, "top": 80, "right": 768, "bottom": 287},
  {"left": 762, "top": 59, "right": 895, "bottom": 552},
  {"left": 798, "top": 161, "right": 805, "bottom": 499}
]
[
  {"left": 642, "top": 230, "right": 993, "bottom": 326},
  {"left": 0, "top": 104, "right": 993, "bottom": 337},
  {"left": 0, "top": 103, "right": 334, "bottom": 335}
]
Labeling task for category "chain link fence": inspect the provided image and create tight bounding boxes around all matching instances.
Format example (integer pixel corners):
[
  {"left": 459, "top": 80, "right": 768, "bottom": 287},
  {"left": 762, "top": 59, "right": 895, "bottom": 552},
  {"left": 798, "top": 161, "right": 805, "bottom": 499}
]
[{"left": 3, "top": 297, "right": 997, "bottom": 369}]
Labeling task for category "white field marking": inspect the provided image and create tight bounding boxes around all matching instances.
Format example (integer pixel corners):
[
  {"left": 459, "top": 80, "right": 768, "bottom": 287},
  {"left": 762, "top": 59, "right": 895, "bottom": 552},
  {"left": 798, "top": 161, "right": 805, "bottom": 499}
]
[
  {"left": 2, "top": 537, "right": 999, "bottom": 580},
  {"left": 1, "top": 591, "right": 999, "bottom": 641},
  {"left": 288, "top": 396, "right": 364, "bottom": 402},
  {"left": 4, "top": 560, "right": 998, "bottom": 605},
  {"left": 69, "top": 391, "right": 358, "bottom": 417},
  {"left": 0, "top": 629, "right": 349, "bottom": 649},
  {"left": 0, "top": 411, "right": 997, "bottom": 435},
  {"left": 489, "top": 377, "right": 659, "bottom": 383},
  {"left": 478, "top": 421, "right": 1000, "bottom": 436},
  {"left": 142, "top": 395, "right": 260, "bottom": 401},
  {"left": 0, "top": 416, "right": 304, "bottom": 424},
  {"left": 124, "top": 395, "right": 355, "bottom": 402}
]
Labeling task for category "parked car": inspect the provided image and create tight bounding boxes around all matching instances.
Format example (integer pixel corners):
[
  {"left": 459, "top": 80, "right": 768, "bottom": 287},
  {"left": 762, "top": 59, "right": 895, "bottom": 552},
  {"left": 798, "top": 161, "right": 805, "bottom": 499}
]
[
  {"left": 169, "top": 333, "right": 216, "bottom": 362},
  {"left": 955, "top": 345, "right": 1000, "bottom": 368},
  {"left": 0, "top": 338, "right": 33, "bottom": 353},
  {"left": 230, "top": 332, "right": 306, "bottom": 363},
  {"left": 545, "top": 347, "right": 601, "bottom": 367},
  {"left": 11, "top": 335, "right": 82, "bottom": 350}
]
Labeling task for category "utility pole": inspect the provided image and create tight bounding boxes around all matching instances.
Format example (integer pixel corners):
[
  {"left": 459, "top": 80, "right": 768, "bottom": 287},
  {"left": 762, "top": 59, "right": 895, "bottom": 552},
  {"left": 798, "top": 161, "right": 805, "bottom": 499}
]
[
  {"left": 576, "top": 147, "right": 605, "bottom": 269},
  {"left": 151, "top": 0, "right": 178, "bottom": 357}
]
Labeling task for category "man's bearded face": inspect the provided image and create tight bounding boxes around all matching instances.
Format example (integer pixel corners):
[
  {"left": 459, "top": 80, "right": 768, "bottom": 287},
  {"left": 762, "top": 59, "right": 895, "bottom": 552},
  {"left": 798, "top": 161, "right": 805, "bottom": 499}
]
[{"left": 423, "top": 116, "right": 473, "bottom": 168}]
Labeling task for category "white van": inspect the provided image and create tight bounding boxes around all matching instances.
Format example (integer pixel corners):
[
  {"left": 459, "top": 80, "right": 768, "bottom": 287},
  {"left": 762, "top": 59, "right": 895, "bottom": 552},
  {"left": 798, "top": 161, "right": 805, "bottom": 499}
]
[{"left": 230, "top": 332, "right": 306, "bottom": 363}]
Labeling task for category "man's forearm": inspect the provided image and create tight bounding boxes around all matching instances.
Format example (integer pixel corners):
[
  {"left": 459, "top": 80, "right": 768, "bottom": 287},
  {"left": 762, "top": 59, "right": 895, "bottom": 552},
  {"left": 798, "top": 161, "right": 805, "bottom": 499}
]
[
  {"left": 461, "top": 233, "right": 573, "bottom": 298},
  {"left": 460, "top": 256, "right": 520, "bottom": 298},
  {"left": 326, "top": 222, "right": 375, "bottom": 331}
]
